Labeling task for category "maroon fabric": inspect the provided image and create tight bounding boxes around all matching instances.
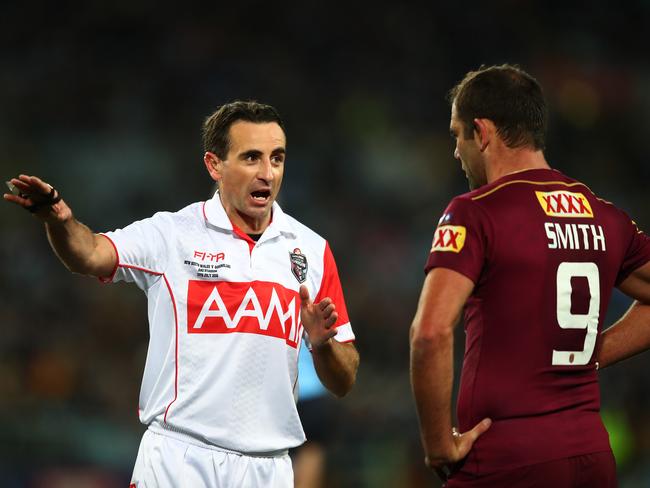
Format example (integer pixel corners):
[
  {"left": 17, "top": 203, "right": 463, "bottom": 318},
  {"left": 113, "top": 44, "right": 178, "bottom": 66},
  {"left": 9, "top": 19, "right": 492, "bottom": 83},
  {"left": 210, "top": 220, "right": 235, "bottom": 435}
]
[
  {"left": 425, "top": 168, "right": 650, "bottom": 475},
  {"left": 445, "top": 451, "right": 617, "bottom": 488}
]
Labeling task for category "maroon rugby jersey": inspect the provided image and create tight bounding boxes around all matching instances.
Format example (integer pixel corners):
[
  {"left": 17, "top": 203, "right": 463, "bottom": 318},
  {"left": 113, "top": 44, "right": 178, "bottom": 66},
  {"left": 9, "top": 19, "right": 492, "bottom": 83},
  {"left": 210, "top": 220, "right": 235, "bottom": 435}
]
[{"left": 425, "top": 168, "right": 650, "bottom": 475}]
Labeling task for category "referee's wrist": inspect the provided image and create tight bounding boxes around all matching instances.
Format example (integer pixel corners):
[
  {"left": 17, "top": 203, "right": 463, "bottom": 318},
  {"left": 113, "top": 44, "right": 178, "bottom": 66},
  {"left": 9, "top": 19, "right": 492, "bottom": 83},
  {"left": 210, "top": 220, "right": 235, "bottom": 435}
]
[{"left": 311, "top": 337, "right": 334, "bottom": 352}]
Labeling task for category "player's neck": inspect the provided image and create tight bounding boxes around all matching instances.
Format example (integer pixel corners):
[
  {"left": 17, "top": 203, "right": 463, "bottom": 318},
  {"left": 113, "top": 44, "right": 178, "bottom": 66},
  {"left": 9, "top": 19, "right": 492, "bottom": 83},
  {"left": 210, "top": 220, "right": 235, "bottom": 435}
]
[{"left": 486, "top": 148, "right": 550, "bottom": 184}]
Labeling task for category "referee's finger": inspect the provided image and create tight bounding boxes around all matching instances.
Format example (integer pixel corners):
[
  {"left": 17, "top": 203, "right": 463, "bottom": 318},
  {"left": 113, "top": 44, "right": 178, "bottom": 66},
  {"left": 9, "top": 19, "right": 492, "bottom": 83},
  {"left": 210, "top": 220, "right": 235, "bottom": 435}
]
[
  {"left": 319, "top": 297, "right": 332, "bottom": 310},
  {"left": 9, "top": 178, "right": 31, "bottom": 192},
  {"left": 3, "top": 192, "right": 33, "bottom": 208},
  {"left": 11, "top": 176, "right": 46, "bottom": 196},
  {"left": 324, "top": 313, "right": 338, "bottom": 329},
  {"left": 23, "top": 175, "right": 51, "bottom": 193}
]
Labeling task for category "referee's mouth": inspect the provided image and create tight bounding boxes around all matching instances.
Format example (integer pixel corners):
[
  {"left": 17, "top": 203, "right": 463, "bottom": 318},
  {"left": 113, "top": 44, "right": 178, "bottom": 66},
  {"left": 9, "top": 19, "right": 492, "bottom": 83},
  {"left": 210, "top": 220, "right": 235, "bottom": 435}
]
[{"left": 250, "top": 189, "right": 272, "bottom": 205}]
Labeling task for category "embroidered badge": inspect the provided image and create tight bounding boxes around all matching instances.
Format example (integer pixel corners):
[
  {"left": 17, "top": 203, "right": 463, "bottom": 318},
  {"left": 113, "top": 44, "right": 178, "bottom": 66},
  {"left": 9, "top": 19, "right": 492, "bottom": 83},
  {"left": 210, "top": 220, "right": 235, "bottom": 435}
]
[
  {"left": 431, "top": 225, "right": 467, "bottom": 253},
  {"left": 289, "top": 248, "right": 308, "bottom": 283},
  {"left": 535, "top": 191, "right": 594, "bottom": 218}
]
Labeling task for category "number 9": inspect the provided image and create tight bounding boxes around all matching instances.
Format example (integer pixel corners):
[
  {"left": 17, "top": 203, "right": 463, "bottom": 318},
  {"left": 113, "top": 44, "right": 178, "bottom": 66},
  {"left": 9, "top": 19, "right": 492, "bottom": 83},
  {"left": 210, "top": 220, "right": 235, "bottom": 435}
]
[{"left": 552, "top": 262, "right": 600, "bottom": 366}]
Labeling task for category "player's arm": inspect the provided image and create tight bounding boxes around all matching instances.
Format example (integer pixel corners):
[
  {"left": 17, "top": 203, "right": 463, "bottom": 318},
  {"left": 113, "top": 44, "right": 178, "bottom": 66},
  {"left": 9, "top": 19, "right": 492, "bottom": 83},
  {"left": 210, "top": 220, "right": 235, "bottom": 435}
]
[
  {"left": 4, "top": 174, "right": 116, "bottom": 277},
  {"left": 299, "top": 285, "right": 359, "bottom": 397},
  {"left": 409, "top": 267, "right": 491, "bottom": 472},
  {"left": 598, "top": 261, "right": 650, "bottom": 369}
]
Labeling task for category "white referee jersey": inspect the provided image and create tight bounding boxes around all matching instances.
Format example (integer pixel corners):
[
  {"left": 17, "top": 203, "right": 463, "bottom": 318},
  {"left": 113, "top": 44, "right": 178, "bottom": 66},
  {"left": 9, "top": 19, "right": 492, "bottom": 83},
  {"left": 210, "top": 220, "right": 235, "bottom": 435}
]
[{"left": 101, "top": 193, "right": 355, "bottom": 454}]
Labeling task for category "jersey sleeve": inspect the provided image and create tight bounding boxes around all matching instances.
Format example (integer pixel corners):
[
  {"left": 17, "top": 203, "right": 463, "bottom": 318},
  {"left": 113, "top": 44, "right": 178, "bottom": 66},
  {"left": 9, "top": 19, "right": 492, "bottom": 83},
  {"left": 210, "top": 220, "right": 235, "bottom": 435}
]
[
  {"left": 313, "top": 241, "right": 354, "bottom": 343},
  {"left": 616, "top": 217, "right": 650, "bottom": 286},
  {"left": 424, "top": 197, "right": 488, "bottom": 284},
  {"left": 99, "top": 212, "right": 173, "bottom": 290}
]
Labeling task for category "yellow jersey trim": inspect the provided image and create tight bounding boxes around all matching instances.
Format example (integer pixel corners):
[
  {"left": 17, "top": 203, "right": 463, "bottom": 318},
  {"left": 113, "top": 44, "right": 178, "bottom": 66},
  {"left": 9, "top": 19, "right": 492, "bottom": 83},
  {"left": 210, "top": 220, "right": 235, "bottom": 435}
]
[{"left": 471, "top": 180, "right": 591, "bottom": 201}]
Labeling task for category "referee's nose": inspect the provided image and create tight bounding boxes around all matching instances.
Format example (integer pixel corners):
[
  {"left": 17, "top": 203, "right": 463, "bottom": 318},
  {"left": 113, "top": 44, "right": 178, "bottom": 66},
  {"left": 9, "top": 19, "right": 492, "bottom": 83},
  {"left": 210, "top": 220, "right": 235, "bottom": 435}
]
[{"left": 257, "top": 157, "right": 275, "bottom": 183}]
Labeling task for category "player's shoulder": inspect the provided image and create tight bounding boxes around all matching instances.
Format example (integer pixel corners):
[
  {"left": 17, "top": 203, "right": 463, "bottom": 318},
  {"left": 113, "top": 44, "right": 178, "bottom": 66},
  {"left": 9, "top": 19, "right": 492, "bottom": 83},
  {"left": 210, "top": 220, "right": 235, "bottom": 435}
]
[
  {"left": 439, "top": 168, "right": 590, "bottom": 223},
  {"left": 466, "top": 168, "right": 583, "bottom": 201},
  {"left": 455, "top": 168, "right": 605, "bottom": 213},
  {"left": 440, "top": 190, "right": 485, "bottom": 220},
  {"left": 534, "top": 170, "right": 632, "bottom": 220},
  {"left": 449, "top": 190, "right": 480, "bottom": 206},
  {"left": 466, "top": 167, "right": 631, "bottom": 223}
]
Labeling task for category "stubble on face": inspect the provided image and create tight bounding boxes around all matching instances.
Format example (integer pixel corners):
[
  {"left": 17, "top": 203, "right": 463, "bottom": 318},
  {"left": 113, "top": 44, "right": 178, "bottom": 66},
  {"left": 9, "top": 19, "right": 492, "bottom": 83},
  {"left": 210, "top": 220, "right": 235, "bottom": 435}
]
[
  {"left": 216, "top": 121, "right": 286, "bottom": 233},
  {"left": 450, "top": 103, "right": 486, "bottom": 191}
]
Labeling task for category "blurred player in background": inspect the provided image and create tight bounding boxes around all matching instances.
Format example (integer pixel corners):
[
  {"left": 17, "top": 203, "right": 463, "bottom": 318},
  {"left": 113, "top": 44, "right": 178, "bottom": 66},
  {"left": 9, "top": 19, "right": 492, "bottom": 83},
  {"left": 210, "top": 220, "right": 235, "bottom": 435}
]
[
  {"left": 410, "top": 64, "right": 650, "bottom": 487},
  {"left": 4, "top": 100, "right": 359, "bottom": 488}
]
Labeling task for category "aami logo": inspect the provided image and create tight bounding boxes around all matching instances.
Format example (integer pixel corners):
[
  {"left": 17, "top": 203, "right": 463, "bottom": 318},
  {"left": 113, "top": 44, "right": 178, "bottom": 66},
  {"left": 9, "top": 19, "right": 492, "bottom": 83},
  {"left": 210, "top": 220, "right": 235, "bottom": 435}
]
[
  {"left": 535, "top": 191, "right": 593, "bottom": 218},
  {"left": 431, "top": 225, "right": 466, "bottom": 253},
  {"left": 187, "top": 280, "right": 301, "bottom": 348}
]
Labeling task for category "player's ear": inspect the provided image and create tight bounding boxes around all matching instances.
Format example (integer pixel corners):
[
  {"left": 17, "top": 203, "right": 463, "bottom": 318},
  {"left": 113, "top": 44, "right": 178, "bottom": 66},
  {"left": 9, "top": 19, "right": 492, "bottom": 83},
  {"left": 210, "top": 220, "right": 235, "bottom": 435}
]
[
  {"left": 473, "top": 118, "right": 491, "bottom": 152},
  {"left": 204, "top": 152, "right": 223, "bottom": 182}
]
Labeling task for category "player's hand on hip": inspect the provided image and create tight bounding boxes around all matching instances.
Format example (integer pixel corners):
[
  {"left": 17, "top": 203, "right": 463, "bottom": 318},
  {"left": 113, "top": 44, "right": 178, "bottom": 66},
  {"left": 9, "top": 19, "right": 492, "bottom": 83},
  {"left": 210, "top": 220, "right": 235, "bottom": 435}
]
[
  {"left": 450, "top": 418, "right": 491, "bottom": 461},
  {"left": 299, "top": 285, "right": 338, "bottom": 348},
  {"left": 426, "top": 418, "right": 492, "bottom": 479},
  {"left": 4, "top": 174, "right": 71, "bottom": 223}
]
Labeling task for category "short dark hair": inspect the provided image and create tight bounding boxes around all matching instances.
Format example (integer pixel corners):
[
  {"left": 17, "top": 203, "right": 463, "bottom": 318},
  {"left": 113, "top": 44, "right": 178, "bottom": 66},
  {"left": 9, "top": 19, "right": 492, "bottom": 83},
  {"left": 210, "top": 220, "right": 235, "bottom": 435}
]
[
  {"left": 202, "top": 100, "right": 285, "bottom": 159},
  {"left": 448, "top": 64, "right": 548, "bottom": 150}
]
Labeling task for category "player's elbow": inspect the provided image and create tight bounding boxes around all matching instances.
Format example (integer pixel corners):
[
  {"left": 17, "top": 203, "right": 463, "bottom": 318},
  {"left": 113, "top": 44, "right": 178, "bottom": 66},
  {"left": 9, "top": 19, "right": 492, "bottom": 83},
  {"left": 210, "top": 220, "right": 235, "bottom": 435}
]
[{"left": 410, "top": 321, "right": 453, "bottom": 351}]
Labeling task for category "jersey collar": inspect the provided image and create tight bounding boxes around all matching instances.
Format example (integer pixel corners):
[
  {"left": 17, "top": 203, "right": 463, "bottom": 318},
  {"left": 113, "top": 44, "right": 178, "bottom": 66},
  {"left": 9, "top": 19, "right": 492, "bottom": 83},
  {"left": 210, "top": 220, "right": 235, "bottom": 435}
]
[{"left": 203, "top": 191, "right": 297, "bottom": 239}]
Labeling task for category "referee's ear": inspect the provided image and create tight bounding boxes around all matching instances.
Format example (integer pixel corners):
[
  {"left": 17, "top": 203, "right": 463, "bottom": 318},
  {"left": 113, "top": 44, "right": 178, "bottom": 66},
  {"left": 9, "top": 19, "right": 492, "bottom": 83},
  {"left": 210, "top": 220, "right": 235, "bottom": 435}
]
[{"left": 204, "top": 151, "right": 223, "bottom": 184}]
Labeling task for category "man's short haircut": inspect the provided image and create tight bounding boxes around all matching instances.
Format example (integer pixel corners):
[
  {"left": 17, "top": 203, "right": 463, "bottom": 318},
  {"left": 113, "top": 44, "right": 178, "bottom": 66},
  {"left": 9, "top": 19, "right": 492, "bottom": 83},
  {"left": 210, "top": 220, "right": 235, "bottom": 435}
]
[
  {"left": 448, "top": 64, "right": 548, "bottom": 150},
  {"left": 203, "top": 101, "right": 285, "bottom": 159}
]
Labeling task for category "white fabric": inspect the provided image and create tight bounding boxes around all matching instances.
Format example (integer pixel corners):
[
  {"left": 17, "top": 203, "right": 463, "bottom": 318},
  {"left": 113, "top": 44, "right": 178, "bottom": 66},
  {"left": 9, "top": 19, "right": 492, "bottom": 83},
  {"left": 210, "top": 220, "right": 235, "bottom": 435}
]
[
  {"left": 131, "top": 428, "right": 293, "bottom": 488},
  {"left": 102, "top": 193, "right": 354, "bottom": 455}
]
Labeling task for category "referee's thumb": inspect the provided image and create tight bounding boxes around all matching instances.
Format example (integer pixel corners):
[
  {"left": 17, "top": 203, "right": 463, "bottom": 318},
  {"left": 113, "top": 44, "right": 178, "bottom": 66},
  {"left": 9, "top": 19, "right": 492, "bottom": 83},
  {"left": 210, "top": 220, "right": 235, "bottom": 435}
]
[{"left": 299, "top": 285, "right": 311, "bottom": 307}]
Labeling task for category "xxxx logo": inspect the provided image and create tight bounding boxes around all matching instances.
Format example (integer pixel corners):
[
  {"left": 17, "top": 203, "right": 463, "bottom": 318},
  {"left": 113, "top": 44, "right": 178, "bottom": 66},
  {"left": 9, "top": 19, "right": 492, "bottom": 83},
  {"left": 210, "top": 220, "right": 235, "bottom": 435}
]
[
  {"left": 535, "top": 191, "right": 593, "bottom": 218},
  {"left": 431, "top": 225, "right": 466, "bottom": 253},
  {"left": 186, "top": 280, "right": 302, "bottom": 348}
]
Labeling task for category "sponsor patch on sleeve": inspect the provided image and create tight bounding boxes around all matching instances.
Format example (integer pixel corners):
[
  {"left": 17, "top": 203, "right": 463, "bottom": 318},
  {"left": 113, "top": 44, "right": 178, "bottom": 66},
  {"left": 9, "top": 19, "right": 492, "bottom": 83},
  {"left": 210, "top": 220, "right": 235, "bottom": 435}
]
[
  {"left": 535, "top": 191, "right": 594, "bottom": 218},
  {"left": 431, "top": 225, "right": 466, "bottom": 253}
]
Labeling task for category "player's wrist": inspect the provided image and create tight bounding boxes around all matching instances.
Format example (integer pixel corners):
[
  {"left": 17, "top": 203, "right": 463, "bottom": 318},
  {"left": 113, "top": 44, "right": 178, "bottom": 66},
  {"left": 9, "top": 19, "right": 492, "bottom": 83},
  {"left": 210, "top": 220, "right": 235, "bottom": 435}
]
[{"left": 425, "top": 451, "right": 453, "bottom": 467}]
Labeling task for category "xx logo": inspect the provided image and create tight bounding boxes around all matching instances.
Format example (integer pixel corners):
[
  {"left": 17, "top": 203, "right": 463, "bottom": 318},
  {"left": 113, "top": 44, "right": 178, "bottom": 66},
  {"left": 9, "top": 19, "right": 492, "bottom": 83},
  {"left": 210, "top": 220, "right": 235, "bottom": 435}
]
[{"left": 431, "top": 225, "right": 467, "bottom": 253}]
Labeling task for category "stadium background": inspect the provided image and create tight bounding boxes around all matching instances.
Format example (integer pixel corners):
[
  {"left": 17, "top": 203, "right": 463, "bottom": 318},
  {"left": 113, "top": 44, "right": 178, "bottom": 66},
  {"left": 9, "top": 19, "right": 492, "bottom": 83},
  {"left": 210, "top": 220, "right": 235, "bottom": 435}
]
[{"left": 1, "top": 2, "right": 649, "bottom": 487}]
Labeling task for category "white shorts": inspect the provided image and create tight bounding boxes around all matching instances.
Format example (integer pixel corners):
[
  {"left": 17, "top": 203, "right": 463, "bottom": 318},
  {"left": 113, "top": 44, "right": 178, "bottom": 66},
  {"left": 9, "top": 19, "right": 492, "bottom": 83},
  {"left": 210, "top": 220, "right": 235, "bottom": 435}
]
[{"left": 130, "top": 429, "right": 294, "bottom": 488}]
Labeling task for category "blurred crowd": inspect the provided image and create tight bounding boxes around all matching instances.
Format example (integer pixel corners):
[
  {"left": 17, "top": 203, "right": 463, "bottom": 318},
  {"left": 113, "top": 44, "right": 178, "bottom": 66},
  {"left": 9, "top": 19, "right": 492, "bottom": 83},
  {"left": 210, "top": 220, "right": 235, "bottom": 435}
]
[{"left": 1, "top": 2, "right": 649, "bottom": 487}]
